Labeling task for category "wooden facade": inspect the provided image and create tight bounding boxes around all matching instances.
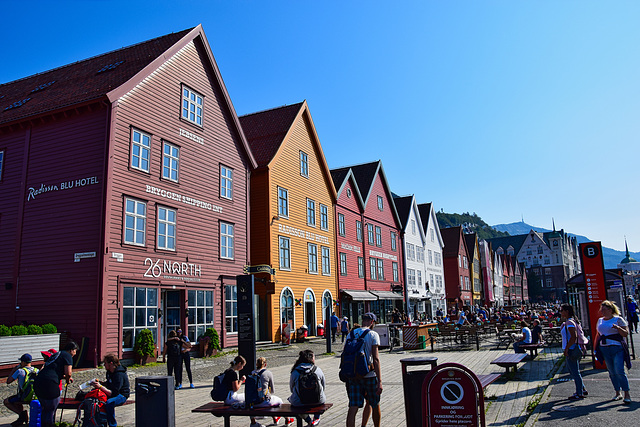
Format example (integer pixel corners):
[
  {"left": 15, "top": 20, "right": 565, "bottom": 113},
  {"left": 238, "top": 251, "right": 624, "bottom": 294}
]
[
  {"left": 241, "top": 102, "right": 338, "bottom": 342},
  {"left": 441, "top": 226, "right": 472, "bottom": 309},
  {"left": 0, "top": 26, "right": 256, "bottom": 365}
]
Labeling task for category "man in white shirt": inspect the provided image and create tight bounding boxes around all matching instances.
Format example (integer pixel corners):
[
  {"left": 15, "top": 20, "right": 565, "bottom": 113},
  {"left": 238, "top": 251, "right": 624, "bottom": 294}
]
[
  {"left": 346, "top": 312, "right": 383, "bottom": 427},
  {"left": 3, "top": 353, "right": 37, "bottom": 426}
]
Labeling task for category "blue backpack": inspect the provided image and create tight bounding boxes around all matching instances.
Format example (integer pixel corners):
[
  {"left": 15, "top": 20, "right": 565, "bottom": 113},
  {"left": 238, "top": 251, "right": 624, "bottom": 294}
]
[
  {"left": 244, "top": 369, "right": 269, "bottom": 405},
  {"left": 339, "top": 328, "right": 371, "bottom": 382}
]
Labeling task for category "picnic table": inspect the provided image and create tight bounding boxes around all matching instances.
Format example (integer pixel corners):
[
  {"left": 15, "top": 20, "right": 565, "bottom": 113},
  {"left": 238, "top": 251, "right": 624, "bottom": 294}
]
[
  {"left": 490, "top": 353, "right": 527, "bottom": 373},
  {"left": 543, "top": 327, "right": 561, "bottom": 345}
]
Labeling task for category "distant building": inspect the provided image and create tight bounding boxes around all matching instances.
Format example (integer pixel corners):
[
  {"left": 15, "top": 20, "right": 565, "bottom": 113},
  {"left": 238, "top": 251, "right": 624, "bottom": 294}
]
[
  {"left": 440, "top": 226, "right": 472, "bottom": 309},
  {"left": 618, "top": 240, "right": 640, "bottom": 296},
  {"left": 488, "top": 228, "right": 580, "bottom": 302},
  {"left": 463, "top": 233, "right": 483, "bottom": 307},
  {"left": 418, "top": 203, "right": 446, "bottom": 317}
]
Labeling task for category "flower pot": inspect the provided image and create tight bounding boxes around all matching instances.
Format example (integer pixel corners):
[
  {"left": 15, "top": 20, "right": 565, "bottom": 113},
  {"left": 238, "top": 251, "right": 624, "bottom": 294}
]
[{"left": 0, "top": 333, "right": 61, "bottom": 365}]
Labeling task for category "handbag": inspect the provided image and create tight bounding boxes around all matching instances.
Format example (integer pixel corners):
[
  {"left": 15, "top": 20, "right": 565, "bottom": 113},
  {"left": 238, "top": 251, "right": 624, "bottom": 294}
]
[{"left": 568, "top": 345, "right": 583, "bottom": 361}]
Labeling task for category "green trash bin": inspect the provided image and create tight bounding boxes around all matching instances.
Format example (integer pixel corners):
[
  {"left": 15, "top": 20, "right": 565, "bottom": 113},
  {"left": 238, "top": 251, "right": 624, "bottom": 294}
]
[{"left": 419, "top": 335, "right": 426, "bottom": 349}]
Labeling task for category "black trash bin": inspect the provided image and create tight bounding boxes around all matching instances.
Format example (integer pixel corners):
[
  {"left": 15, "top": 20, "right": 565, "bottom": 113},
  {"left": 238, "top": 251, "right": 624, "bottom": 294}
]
[
  {"left": 400, "top": 357, "right": 438, "bottom": 426},
  {"left": 135, "top": 376, "right": 175, "bottom": 427}
]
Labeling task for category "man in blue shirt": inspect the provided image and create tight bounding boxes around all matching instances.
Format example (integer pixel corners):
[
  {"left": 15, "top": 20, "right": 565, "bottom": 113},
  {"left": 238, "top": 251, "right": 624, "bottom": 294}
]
[{"left": 330, "top": 312, "right": 340, "bottom": 342}]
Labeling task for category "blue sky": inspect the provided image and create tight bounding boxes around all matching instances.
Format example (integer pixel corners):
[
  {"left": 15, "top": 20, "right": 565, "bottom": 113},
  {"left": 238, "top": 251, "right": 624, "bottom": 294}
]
[{"left": 2, "top": 1, "right": 638, "bottom": 252}]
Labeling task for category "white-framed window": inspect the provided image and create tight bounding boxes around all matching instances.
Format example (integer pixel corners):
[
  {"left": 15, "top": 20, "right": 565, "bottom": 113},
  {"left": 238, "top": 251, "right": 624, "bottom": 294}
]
[
  {"left": 181, "top": 86, "right": 203, "bottom": 126},
  {"left": 408, "top": 269, "right": 416, "bottom": 287},
  {"left": 220, "top": 165, "right": 233, "bottom": 200},
  {"left": 416, "top": 247, "right": 424, "bottom": 263},
  {"left": 0, "top": 150, "right": 4, "bottom": 180},
  {"left": 430, "top": 229, "right": 435, "bottom": 242},
  {"left": 188, "top": 290, "right": 214, "bottom": 341},
  {"left": 458, "top": 255, "right": 462, "bottom": 268},
  {"left": 377, "top": 259, "right": 384, "bottom": 280},
  {"left": 463, "top": 256, "right": 468, "bottom": 269},
  {"left": 308, "top": 243, "right": 318, "bottom": 274},
  {"left": 340, "top": 253, "right": 347, "bottom": 275},
  {"left": 157, "top": 206, "right": 176, "bottom": 250},
  {"left": 307, "top": 199, "right": 316, "bottom": 226},
  {"left": 406, "top": 243, "right": 415, "bottom": 261},
  {"left": 162, "top": 142, "right": 179, "bottom": 182},
  {"left": 279, "top": 236, "right": 291, "bottom": 270},
  {"left": 338, "top": 213, "right": 345, "bottom": 236},
  {"left": 369, "top": 258, "right": 377, "bottom": 279},
  {"left": 465, "top": 276, "right": 470, "bottom": 290},
  {"left": 411, "top": 220, "right": 416, "bottom": 235},
  {"left": 435, "top": 252, "right": 442, "bottom": 266},
  {"left": 392, "top": 262, "right": 399, "bottom": 282},
  {"left": 322, "top": 246, "right": 331, "bottom": 275},
  {"left": 300, "top": 151, "right": 309, "bottom": 177},
  {"left": 278, "top": 187, "right": 289, "bottom": 217},
  {"left": 428, "top": 249, "right": 433, "bottom": 265},
  {"left": 358, "top": 257, "right": 365, "bottom": 278},
  {"left": 367, "top": 224, "right": 374, "bottom": 245},
  {"left": 377, "top": 195, "right": 384, "bottom": 211},
  {"left": 124, "top": 198, "right": 146, "bottom": 246},
  {"left": 391, "top": 232, "right": 397, "bottom": 251},
  {"left": 130, "top": 129, "right": 150, "bottom": 172},
  {"left": 320, "top": 204, "right": 329, "bottom": 230},
  {"left": 375, "top": 226, "right": 382, "bottom": 247},
  {"left": 225, "top": 285, "right": 237, "bottom": 332},
  {"left": 460, "top": 275, "right": 464, "bottom": 289},
  {"left": 356, "top": 221, "right": 363, "bottom": 242},
  {"left": 546, "top": 278, "right": 553, "bottom": 287},
  {"left": 122, "top": 286, "right": 158, "bottom": 349},
  {"left": 220, "top": 222, "right": 234, "bottom": 260},
  {"left": 417, "top": 271, "right": 422, "bottom": 288},
  {"left": 280, "top": 288, "right": 294, "bottom": 326}
]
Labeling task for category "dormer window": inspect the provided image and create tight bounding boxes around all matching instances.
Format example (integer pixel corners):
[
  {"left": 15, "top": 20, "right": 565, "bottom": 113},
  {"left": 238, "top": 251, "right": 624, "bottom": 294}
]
[{"left": 181, "top": 86, "right": 203, "bottom": 126}]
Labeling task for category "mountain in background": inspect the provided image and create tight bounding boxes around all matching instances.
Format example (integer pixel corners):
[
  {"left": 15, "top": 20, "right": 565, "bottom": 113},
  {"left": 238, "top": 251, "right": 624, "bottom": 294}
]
[
  {"left": 493, "top": 221, "right": 640, "bottom": 269},
  {"left": 435, "top": 211, "right": 510, "bottom": 240}
]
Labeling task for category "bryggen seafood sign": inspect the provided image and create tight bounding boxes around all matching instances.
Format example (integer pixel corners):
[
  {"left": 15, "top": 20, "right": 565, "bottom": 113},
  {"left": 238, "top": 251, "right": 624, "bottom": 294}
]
[{"left": 27, "top": 176, "right": 100, "bottom": 201}]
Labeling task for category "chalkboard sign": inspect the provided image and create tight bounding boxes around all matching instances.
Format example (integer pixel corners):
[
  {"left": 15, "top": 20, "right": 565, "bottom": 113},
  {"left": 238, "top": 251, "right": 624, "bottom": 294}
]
[{"left": 236, "top": 274, "right": 256, "bottom": 377}]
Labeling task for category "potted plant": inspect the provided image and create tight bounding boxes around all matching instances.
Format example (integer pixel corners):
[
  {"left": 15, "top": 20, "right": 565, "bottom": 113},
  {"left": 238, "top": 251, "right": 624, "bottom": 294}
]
[
  {"left": 0, "top": 323, "right": 60, "bottom": 365},
  {"left": 202, "top": 328, "right": 220, "bottom": 357},
  {"left": 133, "top": 329, "right": 156, "bottom": 365}
]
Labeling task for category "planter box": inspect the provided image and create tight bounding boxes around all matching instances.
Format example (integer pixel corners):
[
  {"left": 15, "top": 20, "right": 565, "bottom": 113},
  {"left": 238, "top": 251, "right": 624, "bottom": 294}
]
[{"left": 0, "top": 333, "right": 61, "bottom": 365}]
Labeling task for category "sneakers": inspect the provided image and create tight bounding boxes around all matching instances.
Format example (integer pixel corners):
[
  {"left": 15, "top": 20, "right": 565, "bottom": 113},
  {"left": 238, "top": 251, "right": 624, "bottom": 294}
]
[
  {"left": 582, "top": 389, "right": 588, "bottom": 396},
  {"left": 568, "top": 393, "right": 584, "bottom": 400},
  {"left": 190, "top": 383, "right": 195, "bottom": 389},
  {"left": 284, "top": 417, "right": 295, "bottom": 426},
  {"left": 175, "top": 384, "right": 182, "bottom": 390},
  {"left": 624, "top": 397, "right": 632, "bottom": 404},
  {"left": 10, "top": 411, "right": 28, "bottom": 427},
  {"left": 309, "top": 419, "right": 321, "bottom": 426}
]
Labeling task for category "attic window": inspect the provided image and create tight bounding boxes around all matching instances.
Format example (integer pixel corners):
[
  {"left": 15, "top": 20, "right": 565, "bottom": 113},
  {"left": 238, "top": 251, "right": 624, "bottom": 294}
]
[
  {"left": 97, "top": 61, "right": 124, "bottom": 74},
  {"left": 31, "top": 81, "right": 56, "bottom": 93},
  {"left": 3, "top": 98, "right": 31, "bottom": 112}
]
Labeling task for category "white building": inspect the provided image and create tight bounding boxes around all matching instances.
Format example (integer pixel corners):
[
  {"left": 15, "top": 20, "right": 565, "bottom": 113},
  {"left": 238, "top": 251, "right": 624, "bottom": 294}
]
[{"left": 418, "top": 202, "right": 446, "bottom": 317}]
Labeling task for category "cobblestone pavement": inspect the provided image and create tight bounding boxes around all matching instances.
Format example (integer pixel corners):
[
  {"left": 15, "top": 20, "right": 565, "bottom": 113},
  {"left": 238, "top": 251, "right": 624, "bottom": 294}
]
[{"left": 1, "top": 335, "right": 564, "bottom": 426}]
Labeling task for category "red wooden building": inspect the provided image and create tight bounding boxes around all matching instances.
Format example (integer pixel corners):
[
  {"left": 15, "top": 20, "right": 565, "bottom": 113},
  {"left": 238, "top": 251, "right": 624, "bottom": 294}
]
[
  {"left": 331, "top": 161, "right": 404, "bottom": 324},
  {"left": 0, "top": 26, "right": 256, "bottom": 365},
  {"left": 440, "top": 226, "right": 472, "bottom": 309}
]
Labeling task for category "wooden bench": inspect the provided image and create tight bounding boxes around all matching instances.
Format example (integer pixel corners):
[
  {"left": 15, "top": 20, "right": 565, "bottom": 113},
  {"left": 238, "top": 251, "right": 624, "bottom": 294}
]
[
  {"left": 495, "top": 327, "right": 513, "bottom": 350},
  {"left": 192, "top": 402, "right": 333, "bottom": 427},
  {"left": 490, "top": 353, "right": 527, "bottom": 373},
  {"left": 477, "top": 373, "right": 502, "bottom": 388},
  {"left": 519, "top": 343, "right": 544, "bottom": 358},
  {"left": 58, "top": 397, "right": 135, "bottom": 409}
]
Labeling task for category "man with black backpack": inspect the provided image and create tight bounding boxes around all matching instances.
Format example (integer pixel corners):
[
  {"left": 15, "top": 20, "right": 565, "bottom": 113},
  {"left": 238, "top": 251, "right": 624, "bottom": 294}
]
[
  {"left": 344, "top": 312, "right": 382, "bottom": 427},
  {"left": 90, "top": 354, "right": 130, "bottom": 427},
  {"left": 3, "top": 353, "right": 38, "bottom": 427}
]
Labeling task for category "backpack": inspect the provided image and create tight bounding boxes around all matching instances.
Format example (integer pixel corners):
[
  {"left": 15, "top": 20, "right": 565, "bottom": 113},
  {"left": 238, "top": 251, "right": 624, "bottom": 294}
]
[
  {"left": 244, "top": 369, "right": 269, "bottom": 405},
  {"left": 339, "top": 328, "right": 371, "bottom": 382},
  {"left": 167, "top": 340, "right": 182, "bottom": 357},
  {"left": 210, "top": 371, "right": 229, "bottom": 401},
  {"left": 18, "top": 367, "right": 39, "bottom": 402},
  {"left": 74, "top": 389, "right": 107, "bottom": 427},
  {"left": 297, "top": 365, "right": 322, "bottom": 405}
]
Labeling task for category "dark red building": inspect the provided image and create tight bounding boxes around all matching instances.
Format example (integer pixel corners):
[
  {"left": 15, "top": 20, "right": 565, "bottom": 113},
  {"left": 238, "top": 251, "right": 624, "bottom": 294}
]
[
  {"left": 331, "top": 161, "right": 404, "bottom": 324},
  {"left": 440, "top": 226, "right": 472, "bottom": 309},
  {"left": 0, "top": 26, "right": 256, "bottom": 365}
]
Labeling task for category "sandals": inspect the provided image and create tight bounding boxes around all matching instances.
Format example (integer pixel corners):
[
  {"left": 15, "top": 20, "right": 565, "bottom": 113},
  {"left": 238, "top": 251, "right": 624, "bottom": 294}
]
[
  {"left": 568, "top": 393, "right": 584, "bottom": 400},
  {"left": 612, "top": 395, "right": 623, "bottom": 401}
]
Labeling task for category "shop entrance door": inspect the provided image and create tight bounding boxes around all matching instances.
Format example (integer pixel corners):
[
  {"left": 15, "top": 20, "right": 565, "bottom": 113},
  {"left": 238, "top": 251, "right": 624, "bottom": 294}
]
[
  {"left": 161, "top": 290, "right": 181, "bottom": 347},
  {"left": 304, "top": 290, "right": 316, "bottom": 336}
]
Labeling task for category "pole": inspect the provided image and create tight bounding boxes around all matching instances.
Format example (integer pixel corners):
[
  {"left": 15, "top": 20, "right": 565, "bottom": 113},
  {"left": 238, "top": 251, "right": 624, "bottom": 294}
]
[
  {"left": 59, "top": 382, "right": 68, "bottom": 424},
  {"left": 326, "top": 304, "right": 332, "bottom": 354}
]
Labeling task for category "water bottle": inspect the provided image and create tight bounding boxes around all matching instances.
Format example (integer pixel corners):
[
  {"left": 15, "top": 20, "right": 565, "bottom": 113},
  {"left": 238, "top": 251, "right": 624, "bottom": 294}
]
[{"left": 29, "top": 399, "right": 41, "bottom": 427}]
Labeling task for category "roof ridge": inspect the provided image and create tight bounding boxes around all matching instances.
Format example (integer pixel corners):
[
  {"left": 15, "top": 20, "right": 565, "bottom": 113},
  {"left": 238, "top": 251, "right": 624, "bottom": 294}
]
[
  {"left": 0, "top": 28, "right": 194, "bottom": 87},
  {"left": 239, "top": 101, "right": 304, "bottom": 118}
]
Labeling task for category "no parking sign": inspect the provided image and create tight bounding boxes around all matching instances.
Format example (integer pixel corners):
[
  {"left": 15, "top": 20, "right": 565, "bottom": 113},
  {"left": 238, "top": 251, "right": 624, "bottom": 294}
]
[{"left": 422, "top": 363, "right": 485, "bottom": 427}]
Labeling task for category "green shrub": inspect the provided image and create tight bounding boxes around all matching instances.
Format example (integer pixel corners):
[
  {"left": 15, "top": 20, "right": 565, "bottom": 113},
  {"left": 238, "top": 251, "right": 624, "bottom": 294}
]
[
  {"left": 11, "top": 325, "right": 28, "bottom": 336},
  {"left": 0, "top": 325, "right": 11, "bottom": 336},
  {"left": 133, "top": 329, "right": 156, "bottom": 357},
  {"left": 41, "top": 323, "right": 58, "bottom": 334},
  {"left": 204, "top": 328, "right": 220, "bottom": 350},
  {"left": 27, "top": 325, "right": 43, "bottom": 335}
]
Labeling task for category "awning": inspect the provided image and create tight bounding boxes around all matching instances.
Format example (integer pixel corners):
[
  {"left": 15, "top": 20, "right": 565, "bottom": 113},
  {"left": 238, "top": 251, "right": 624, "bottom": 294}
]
[
  {"left": 370, "top": 291, "right": 404, "bottom": 300},
  {"left": 341, "top": 290, "right": 377, "bottom": 301}
]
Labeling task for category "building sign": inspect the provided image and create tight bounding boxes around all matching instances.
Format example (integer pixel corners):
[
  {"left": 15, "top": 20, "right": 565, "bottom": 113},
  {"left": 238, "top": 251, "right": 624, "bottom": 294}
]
[
  {"left": 423, "top": 363, "right": 484, "bottom": 427},
  {"left": 143, "top": 257, "right": 202, "bottom": 282},
  {"left": 145, "top": 184, "right": 223, "bottom": 213},
  {"left": 112, "top": 252, "right": 124, "bottom": 263},
  {"left": 277, "top": 223, "right": 330, "bottom": 244},
  {"left": 341, "top": 242, "right": 361, "bottom": 253},
  {"left": 243, "top": 264, "right": 276, "bottom": 275},
  {"left": 579, "top": 242, "right": 607, "bottom": 368},
  {"left": 74, "top": 252, "right": 96, "bottom": 262},
  {"left": 179, "top": 128, "right": 204, "bottom": 145},
  {"left": 369, "top": 249, "right": 397, "bottom": 262},
  {"left": 27, "top": 176, "right": 100, "bottom": 201}
]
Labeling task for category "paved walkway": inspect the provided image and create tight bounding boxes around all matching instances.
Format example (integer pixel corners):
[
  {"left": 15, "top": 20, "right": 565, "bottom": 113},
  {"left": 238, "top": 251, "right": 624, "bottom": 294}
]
[{"left": 0, "top": 333, "right": 566, "bottom": 426}]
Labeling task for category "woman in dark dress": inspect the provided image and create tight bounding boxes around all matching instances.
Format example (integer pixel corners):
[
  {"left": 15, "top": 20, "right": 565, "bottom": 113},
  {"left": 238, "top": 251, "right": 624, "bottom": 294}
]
[{"left": 33, "top": 341, "right": 78, "bottom": 427}]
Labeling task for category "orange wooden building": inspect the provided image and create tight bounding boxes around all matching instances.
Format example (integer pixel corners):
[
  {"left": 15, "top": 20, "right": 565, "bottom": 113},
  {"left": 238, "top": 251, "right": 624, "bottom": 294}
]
[{"left": 240, "top": 101, "right": 338, "bottom": 342}]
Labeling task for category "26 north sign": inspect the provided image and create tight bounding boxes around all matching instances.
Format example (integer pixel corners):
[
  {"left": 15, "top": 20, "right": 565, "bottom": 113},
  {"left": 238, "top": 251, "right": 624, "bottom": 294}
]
[{"left": 143, "top": 257, "right": 202, "bottom": 282}]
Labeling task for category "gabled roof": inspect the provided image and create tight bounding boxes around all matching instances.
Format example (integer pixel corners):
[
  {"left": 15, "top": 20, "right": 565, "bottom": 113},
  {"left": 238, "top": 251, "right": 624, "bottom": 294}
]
[
  {"left": 238, "top": 102, "right": 304, "bottom": 166},
  {"left": 1, "top": 28, "right": 192, "bottom": 126},
  {"left": 440, "top": 226, "right": 466, "bottom": 257},
  {"left": 330, "top": 167, "right": 365, "bottom": 211},
  {"left": 240, "top": 101, "right": 337, "bottom": 200},
  {"left": 392, "top": 195, "right": 413, "bottom": 231},
  {"left": 486, "top": 234, "right": 528, "bottom": 256},
  {"left": 463, "top": 233, "right": 477, "bottom": 260},
  {"left": 0, "top": 25, "right": 257, "bottom": 169},
  {"left": 417, "top": 203, "right": 432, "bottom": 232}
]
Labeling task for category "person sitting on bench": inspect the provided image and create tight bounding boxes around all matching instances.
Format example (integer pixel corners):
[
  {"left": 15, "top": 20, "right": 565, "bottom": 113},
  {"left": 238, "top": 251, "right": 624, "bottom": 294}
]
[
  {"left": 91, "top": 354, "right": 130, "bottom": 427},
  {"left": 512, "top": 321, "right": 532, "bottom": 354},
  {"left": 531, "top": 319, "right": 544, "bottom": 344}
]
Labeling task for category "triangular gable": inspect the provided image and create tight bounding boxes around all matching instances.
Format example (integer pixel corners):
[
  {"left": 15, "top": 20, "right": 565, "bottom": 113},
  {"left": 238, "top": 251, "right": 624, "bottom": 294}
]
[
  {"left": 418, "top": 203, "right": 445, "bottom": 248},
  {"left": 348, "top": 160, "right": 402, "bottom": 229},
  {"left": 331, "top": 167, "right": 365, "bottom": 212}
]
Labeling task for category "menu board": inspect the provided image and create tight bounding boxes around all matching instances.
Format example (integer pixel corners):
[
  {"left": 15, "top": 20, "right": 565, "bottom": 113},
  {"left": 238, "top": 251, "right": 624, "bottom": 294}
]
[
  {"left": 578, "top": 242, "right": 607, "bottom": 368},
  {"left": 236, "top": 274, "right": 256, "bottom": 376}
]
